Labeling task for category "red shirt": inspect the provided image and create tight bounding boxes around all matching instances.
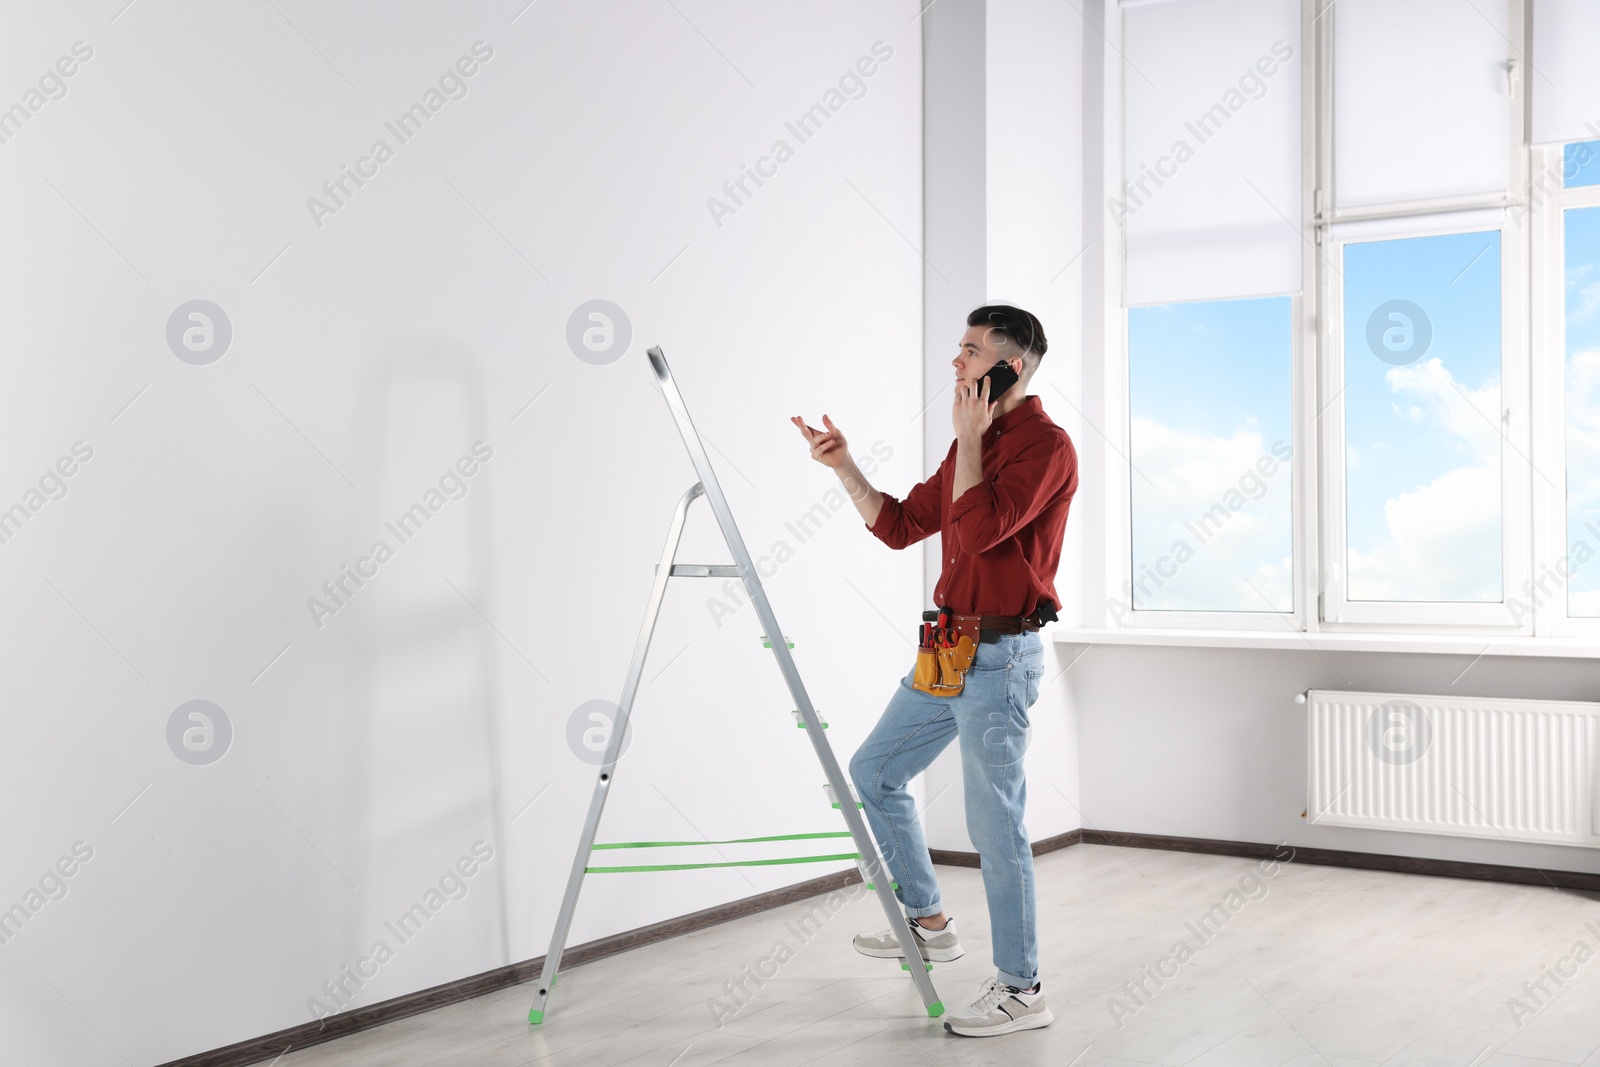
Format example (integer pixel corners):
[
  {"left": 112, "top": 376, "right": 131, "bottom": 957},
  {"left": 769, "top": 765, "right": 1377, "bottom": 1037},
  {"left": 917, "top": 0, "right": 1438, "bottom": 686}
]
[{"left": 866, "top": 394, "right": 1077, "bottom": 618}]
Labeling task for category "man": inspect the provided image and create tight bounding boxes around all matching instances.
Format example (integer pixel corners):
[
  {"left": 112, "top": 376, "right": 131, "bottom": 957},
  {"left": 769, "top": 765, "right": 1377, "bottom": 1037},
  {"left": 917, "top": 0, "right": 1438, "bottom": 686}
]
[{"left": 790, "top": 304, "right": 1077, "bottom": 1038}]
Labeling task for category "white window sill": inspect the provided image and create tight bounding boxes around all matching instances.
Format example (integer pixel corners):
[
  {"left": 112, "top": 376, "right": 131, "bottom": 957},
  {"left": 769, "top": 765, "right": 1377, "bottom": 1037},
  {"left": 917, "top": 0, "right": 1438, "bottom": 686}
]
[{"left": 1050, "top": 627, "right": 1600, "bottom": 659}]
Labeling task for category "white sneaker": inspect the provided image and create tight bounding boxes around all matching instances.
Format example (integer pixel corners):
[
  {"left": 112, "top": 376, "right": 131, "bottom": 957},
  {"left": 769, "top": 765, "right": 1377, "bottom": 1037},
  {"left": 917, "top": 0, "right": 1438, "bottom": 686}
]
[
  {"left": 851, "top": 915, "right": 963, "bottom": 962},
  {"left": 943, "top": 976, "right": 1053, "bottom": 1037}
]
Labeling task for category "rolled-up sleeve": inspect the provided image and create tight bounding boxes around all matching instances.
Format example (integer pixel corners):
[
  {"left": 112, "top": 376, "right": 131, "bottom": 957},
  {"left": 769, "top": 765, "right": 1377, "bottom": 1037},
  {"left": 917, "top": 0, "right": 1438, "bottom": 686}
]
[
  {"left": 866, "top": 463, "right": 944, "bottom": 550},
  {"left": 949, "top": 433, "right": 1072, "bottom": 555}
]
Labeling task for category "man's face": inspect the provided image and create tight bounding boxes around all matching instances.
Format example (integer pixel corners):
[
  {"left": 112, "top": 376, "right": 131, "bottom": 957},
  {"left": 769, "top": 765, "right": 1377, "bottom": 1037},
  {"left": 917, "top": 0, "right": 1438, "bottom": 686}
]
[{"left": 954, "top": 324, "right": 1019, "bottom": 385}]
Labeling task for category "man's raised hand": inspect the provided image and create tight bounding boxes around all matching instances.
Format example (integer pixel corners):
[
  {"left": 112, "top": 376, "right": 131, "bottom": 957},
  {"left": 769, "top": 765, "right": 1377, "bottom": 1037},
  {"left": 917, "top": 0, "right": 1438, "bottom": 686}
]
[{"left": 791, "top": 413, "right": 850, "bottom": 470}]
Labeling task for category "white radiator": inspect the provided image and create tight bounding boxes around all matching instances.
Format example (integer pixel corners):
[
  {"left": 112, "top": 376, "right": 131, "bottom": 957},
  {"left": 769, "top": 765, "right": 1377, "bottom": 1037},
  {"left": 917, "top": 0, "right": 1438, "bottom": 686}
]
[{"left": 1306, "top": 689, "right": 1600, "bottom": 847}]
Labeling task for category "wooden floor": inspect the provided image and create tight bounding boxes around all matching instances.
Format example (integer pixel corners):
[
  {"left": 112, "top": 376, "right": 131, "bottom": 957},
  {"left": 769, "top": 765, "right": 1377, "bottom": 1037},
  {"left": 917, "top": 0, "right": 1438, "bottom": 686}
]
[{"left": 271, "top": 844, "right": 1600, "bottom": 1067}]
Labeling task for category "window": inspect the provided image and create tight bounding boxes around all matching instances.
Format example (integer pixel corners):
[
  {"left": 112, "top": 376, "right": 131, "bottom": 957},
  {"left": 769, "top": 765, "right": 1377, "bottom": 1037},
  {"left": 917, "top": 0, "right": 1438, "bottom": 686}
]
[
  {"left": 1340, "top": 231, "right": 1503, "bottom": 604},
  {"left": 1116, "top": 0, "right": 1301, "bottom": 626},
  {"left": 1126, "top": 297, "right": 1293, "bottom": 616},
  {"left": 1104, "top": 0, "right": 1600, "bottom": 634}
]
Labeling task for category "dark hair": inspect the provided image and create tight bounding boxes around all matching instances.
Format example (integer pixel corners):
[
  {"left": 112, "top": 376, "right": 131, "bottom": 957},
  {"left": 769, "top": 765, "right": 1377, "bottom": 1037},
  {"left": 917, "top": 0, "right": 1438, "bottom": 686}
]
[{"left": 966, "top": 304, "right": 1047, "bottom": 364}]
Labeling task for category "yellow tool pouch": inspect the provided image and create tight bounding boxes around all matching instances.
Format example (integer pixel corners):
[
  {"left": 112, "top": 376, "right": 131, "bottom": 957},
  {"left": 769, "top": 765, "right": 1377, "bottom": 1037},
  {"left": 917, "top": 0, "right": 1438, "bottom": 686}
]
[{"left": 912, "top": 633, "right": 977, "bottom": 697}]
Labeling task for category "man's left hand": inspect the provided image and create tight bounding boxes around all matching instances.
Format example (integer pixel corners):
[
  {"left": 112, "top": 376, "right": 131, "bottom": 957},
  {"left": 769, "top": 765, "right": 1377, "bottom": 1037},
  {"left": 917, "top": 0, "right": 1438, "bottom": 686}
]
[{"left": 953, "top": 375, "right": 995, "bottom": 441}]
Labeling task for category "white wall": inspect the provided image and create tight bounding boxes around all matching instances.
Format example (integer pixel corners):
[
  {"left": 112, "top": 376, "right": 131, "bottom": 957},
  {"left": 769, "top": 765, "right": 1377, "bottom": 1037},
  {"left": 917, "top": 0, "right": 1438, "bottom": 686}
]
[
  {"left": 1065, "top": 642, "right": 1600, "bottom": 876},
  {"left": 917, "top": 0, "right": 1087, "bottom": 853},
  {"left": 0, "top": 2, "right": 926, "bottom": 1062}
]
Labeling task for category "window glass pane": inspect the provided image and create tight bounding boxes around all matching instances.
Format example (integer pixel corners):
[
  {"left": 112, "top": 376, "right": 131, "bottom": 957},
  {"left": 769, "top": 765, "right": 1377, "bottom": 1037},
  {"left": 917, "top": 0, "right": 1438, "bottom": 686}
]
[
  {"left": 1126, "top": 296, "right": 1293, "bottom": 615},
  {"left": 1342, "top": 231, "right": 1502, "bottom": 602},
  {"left": 1564, "top": 140, "right": 1600, "bottom": 188},
  {"left": 1565, "top": 206, "right": 1600, "bottom": 615}
]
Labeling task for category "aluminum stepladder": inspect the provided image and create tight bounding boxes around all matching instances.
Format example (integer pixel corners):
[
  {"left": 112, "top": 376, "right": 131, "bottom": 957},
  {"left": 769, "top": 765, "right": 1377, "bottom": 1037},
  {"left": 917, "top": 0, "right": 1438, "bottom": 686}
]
[{"left": 528, "top": 345, "right": 943, "bottom": 1024}]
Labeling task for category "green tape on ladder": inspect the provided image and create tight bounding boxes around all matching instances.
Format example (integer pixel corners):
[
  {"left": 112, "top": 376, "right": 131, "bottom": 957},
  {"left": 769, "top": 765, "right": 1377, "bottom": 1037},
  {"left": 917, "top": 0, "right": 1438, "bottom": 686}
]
[
  {"left": 901, "top": 961, "right": 934, "bottom": 972},
  {"left": 823, "top": 783, "right": 862, "bottom": 810},
  {"left": 761, "top": 635, "right": 794, "bottom": 648},
  {"left": 591, "top": 831, "right": 852, "bottom": 851},
  {"left": 586, "top": 852, "right": 861, "bottom": 874},
  {"left": 864, "top": 882, "right": 899, "bottom": 891}
]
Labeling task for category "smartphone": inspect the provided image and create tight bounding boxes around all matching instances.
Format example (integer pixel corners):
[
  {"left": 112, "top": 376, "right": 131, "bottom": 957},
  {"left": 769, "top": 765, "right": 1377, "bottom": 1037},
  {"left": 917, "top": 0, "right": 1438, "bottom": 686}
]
[{"left": 980, "top": 358, "right": 1020, "bottom": 401}]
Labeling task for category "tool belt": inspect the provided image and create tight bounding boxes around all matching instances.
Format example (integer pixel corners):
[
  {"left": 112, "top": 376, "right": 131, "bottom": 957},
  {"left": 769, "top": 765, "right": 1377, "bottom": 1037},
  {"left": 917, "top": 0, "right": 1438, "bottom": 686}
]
[{"left": 911, "top": 600, "right": 1055, "bottom": 697}]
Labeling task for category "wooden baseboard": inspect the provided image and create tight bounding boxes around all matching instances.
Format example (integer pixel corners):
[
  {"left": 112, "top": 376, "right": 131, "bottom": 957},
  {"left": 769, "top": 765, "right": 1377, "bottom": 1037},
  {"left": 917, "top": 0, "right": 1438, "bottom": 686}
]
[
  {"left": 162, "top": 825, "right": 1600, "bottom": 1067},
  {"left": 157, "top": 868, "right": 863, "bottom": 1067},
  {"left": 933, "top": 826, "right": 1600, "bottom": 893},
  {"left": 1078, "top": 829, "right": 1600, "bottom": 892},
  {"left": 928, "top": 828, "right": 1084, "bottom": 868}
]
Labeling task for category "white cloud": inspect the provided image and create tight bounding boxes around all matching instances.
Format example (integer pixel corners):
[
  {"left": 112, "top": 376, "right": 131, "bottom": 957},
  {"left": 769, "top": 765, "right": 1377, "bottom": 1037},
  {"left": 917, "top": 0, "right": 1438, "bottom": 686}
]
[
  {"left": 1347, "top": 464, "right": 1501, "bottom": 601},
  {"left": 1380, "top": 358, "right": 1500, "bottom": 465},
  {"left": 1347, "top": 359, "right": 1501, "bottom": 601},
  {"left": 1566, "top": 347, "right": 1600, "bottom": 513},
  {"left": 1567, "top": 586, "right": 1600, "bottom": 618},
  {"left": 1569, "top": 263, "right": 1599, "bottom": 323},
  {"left": 1128, "top": 417, "right": 1293, "bottom": 612}
]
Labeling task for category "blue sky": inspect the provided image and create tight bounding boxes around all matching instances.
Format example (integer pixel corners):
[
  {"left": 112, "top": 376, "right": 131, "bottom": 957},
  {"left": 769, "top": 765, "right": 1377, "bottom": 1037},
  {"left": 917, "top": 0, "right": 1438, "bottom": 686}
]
[
  {"left": 1565, "top": 140, "right": 1600, "bottom": 188},
  {"left": 1127, "top": 295, "right": 1293, "bottom": 612},
  {"left": 1341, "top": 230, "right": 1503, "bottom": 602},
  {"left": 1564, "top": 204, "right": 1600, "bottom": 614}
]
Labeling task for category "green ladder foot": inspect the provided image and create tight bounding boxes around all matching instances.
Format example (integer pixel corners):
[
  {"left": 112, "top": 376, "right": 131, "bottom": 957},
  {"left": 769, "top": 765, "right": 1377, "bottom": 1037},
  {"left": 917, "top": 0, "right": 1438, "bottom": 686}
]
[
  {"left": 864, "top": 882, "right": 899, "bottom": 891},
  {"left": 761, "top": 635, "right": 794, "bottom": 649},
  {"left": 528, "top": 972, "right": 556, "bottom": 1025},
  {"left": 927, "top": 1000, "right": 945, "bottom": 1018},
  {"left": 901, "top": 961, "right": 934, "bottom": 971}
]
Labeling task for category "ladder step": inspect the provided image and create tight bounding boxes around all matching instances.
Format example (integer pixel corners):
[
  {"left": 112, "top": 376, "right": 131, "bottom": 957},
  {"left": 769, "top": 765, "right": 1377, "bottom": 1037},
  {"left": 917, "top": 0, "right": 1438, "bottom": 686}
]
[
  {"left": 760, "top": 634, "right": 794, "bottom": 648},
  {"left": 586, "top": 852, "right": 860, "bottom": 874},
  {"left": 791, "top": 710, "right": 828, "bottom": 729},
  {"left": 664, "top": 564, "right": 741, "bottom": 577}
]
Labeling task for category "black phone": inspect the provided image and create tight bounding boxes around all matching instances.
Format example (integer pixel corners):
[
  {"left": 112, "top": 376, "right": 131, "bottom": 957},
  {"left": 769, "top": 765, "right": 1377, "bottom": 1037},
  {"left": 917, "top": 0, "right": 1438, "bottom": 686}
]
[{"left": 980, "top": 357, "right": 1020, "bottom": 401}]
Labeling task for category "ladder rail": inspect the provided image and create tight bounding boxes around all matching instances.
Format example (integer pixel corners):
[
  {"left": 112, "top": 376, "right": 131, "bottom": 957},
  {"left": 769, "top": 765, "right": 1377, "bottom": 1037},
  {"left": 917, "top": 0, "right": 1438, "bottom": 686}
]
[{"left": 530, "top": 481, "right": 703, "bottom": 1022}]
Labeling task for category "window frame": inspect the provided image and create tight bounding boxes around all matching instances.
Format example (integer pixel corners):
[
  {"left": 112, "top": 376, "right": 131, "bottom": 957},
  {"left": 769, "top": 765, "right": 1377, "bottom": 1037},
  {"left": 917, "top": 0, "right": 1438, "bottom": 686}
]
[
  {"left": 1314, "top": 0, "right": 1530, "bottom": 632},
  {"left": 1117, "top": 292, "right": 1305, "bottom": 630},
  {"left": 1105, "top": 0, "right": 1546, "bottom": 635},
  {"left": 1531, "top": 142, "right": 1600, "bottom": 637},
  {"left": 1317, "top": 215, "right": 1530, "bottom": 629},
  {"left": 1107, "top": 0, "right": 1312, "bottom": 633}
]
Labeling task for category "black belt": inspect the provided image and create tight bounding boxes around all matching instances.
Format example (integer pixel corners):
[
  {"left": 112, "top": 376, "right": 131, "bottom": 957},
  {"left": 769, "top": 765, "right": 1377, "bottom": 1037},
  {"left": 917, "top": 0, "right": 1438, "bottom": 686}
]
[{"left": 923, "top": 610, "right": 1045, "bottom": 643}]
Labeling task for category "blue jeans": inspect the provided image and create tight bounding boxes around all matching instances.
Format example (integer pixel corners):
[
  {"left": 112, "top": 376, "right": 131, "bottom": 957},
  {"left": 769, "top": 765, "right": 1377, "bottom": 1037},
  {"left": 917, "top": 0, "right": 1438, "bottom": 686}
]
[{"left": 848, "top": 631, "right": 1044, "bottom": 989}]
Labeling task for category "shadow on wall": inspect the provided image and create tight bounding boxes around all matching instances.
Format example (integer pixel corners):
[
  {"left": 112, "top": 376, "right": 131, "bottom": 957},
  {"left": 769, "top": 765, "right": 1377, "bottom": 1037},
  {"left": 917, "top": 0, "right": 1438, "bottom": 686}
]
[{"left": 328, "top": 335, "right": 510, "bottom": 992}]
